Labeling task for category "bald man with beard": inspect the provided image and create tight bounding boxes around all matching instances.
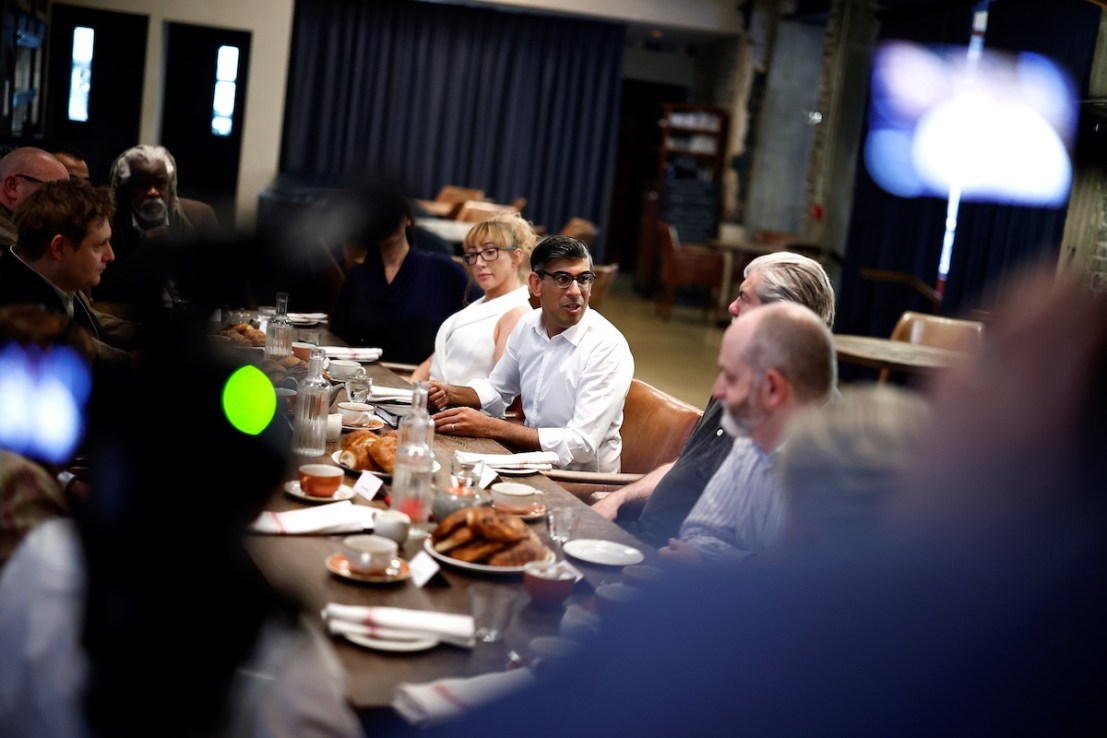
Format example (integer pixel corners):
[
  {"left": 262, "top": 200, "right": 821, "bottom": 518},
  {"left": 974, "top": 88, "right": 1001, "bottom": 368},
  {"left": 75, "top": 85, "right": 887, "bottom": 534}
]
[{"left": 0, "top": 148, "right": 71, "bottom": 248}]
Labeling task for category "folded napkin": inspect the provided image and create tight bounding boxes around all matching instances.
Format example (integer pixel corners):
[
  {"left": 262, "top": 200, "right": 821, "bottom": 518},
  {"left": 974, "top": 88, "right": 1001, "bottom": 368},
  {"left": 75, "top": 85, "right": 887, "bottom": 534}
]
[
  {"left": 250, "top": 501, "right": 376, "bottom": 535},
  {"left": 322, "top": 604, "right": 475, "bottom": 648},
  {"left": 392, "top": 669, "right": 536, "bottom": 727},
  {"left": 368, "top": 386, "right": 414, "bottom": 403},
  {"left": 454, "top": 451, "right": 560, "bottom": 471},
  {"left": 321, "top": 346, "right": 383, "bottom": 362},
  {"left": 287, "top": 312, "right": 327, "bottom": 322}
]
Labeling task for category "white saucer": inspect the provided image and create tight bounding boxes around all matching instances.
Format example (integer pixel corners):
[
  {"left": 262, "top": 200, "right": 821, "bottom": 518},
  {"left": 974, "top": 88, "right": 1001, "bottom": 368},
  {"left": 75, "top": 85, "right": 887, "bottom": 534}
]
[
  {"left": 325, "top": 552, "right": 411, "bottom": 584},
  {"left": 284, "top": 481, "right": 356, "bottom": 504},
  {"left": 563, "top": 539, "right": 645, "bottom": 566},
  {"left": 492, "top": 501, "right": 547, "bottom": 522},
  {"left": 341, "top": 417, "right": 386, "bottom": 432},
  {"left": 491, "top": 466, "right": 541, "bottom": 477},
  {"left": 343, "top": 631, "right": 438, "bottom": 653}
]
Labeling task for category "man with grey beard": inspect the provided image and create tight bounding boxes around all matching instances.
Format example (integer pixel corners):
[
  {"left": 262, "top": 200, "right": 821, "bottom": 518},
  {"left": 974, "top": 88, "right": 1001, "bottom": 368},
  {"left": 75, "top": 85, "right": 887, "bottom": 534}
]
[{"left": 92, "top": 145, "right": 218, "bottom": 304}]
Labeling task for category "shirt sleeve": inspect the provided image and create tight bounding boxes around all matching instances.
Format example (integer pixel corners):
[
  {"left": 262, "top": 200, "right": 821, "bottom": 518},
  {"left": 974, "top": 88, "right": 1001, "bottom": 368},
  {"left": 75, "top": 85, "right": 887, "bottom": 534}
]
[
  {"left": 536, "top": 336, "right": 634, "bottom": 469},
  {"left": 679, "top": 440, "right": 758, "bottom": 564}
]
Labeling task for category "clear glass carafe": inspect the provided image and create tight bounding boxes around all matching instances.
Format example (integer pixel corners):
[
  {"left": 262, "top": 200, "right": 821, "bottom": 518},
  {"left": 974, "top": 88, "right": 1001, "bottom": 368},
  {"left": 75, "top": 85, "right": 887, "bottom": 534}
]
[
  {"left": 264, "top": 292, "right": 294, "bottom": 361},
  {"left": 292, "top": 347, "right": 329, "bottom": 457}
]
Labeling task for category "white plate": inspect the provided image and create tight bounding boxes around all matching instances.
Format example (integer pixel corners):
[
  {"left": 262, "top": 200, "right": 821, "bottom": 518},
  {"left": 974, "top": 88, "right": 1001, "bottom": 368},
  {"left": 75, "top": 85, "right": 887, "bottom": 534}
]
[
  {"left": 490, "top": 466, "right": 542, "bottom": 477},
  {"left": 284, "top": 481, "right": 356, "bottom": 504},
  {"left": 325, "top": 553, "right": 411, "bottom": 584},
  {"left": 563, "top": 539, "right": 645, "bottom": 567},
  {"left": 343, "top": 631, "right": 438, "bottom": 653},
  {"left": 423, "top": 537, "right": 554, "bottom": 574},
  {"left": 330, "top": 450, "right": 439, "bottom": 479}
]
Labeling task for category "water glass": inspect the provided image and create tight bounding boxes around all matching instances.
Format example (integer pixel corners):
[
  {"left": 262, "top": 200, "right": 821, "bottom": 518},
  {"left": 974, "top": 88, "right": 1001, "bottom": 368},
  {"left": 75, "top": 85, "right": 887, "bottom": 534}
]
[
  {"left": 345, "top": 376, "right": 373, "bottom": 404},
  {"left": 469, "top": 583, "right": 517, "bottom": 643},
  {"left": 256, "top": 305, "right": 276, "bottom": 332},
  {"left": 451, "top": 452, "right": 485, "bottom": 491},
  {"left": 546, "top": 506, "right": 579, "bottom": 547}
]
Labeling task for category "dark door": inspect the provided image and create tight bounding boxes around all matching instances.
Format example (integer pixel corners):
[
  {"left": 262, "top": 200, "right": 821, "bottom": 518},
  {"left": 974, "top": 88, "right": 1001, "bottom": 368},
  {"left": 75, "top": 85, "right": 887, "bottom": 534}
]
[
  {"left": 160, "top": 22, "right": 251, "bottom": 228},
  {"left": 45, "top": 4, "right": 148, "bottom": 184}
]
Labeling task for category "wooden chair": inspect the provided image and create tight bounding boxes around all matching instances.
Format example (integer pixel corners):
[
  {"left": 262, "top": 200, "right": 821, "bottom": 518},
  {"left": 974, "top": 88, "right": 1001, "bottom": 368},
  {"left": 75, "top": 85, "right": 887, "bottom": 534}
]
[
  {"left": 454, "top": 200, "right": 519, "bottom": 223},
  {"left": 588, "top": 263, "right": 619, "bottom": 311},
  {"left": 544, "top": 378, "right": 702, "bottom": 500},
  {"left": 509, "top": 196, "right": 528, "bottom": 215},
  {"left": 880, "top": 310, "right": 984, "bottom": 383},
  {"left": 861, "top": 268, "right": 943, "bottom": 314},
  {"left": 559, "top": 217, "right": 599, "bottom": 248},
  {"left": 655, "top": 221, "right": 725, "bottom": 321}
]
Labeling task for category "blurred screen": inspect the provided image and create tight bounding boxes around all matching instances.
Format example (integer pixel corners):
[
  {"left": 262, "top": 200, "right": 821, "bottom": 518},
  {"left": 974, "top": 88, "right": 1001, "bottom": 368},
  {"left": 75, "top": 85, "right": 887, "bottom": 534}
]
[
  {"left": 865, "top": 41, "right": 1077, "bottom": 205},
  {"left": 0, "top": 342, "right": 90, "bottom": 464}
]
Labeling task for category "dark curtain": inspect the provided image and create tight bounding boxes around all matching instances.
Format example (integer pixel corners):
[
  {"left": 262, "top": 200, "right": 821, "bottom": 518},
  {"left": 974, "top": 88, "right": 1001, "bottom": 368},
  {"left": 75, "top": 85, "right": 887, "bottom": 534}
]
[
  {"left": 280, "top": 0, "right": 625, "bottom": 260},
  {"left": 837, "top": 0, "right": 1099, "bottom": 341}
]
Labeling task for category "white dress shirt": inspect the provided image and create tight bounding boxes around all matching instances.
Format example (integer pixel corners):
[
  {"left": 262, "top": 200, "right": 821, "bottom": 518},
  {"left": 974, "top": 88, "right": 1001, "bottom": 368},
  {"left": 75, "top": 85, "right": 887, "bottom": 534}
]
[
  {"left": 429, "top": 286, "right": 531, "bottom": 386},
  {"left": 469, "top": 307, "right": 634, "bottom": 472},
  {"left": 679, "top": 436, "right": 785, "bottom": 563}
]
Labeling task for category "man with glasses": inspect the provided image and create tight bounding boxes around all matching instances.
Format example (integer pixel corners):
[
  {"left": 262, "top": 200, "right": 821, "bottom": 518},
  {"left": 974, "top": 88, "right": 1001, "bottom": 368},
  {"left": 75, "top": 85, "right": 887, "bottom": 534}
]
[
  {"left": 0, "top": 147, "right": 71, "bottom": 249},
  {"left": 431, "top": 235, "right": 633, "bottom": 472}
]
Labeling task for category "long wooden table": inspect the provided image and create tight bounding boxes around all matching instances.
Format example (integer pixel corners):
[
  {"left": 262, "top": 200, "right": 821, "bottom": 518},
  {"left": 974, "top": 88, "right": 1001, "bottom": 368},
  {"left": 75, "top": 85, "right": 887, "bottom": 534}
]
[
  {"left": 833, "top": 334, "right": 964, "bottom": 375},
  {"left": 245, "top": 359, "right": 655, "bottom": 713}
]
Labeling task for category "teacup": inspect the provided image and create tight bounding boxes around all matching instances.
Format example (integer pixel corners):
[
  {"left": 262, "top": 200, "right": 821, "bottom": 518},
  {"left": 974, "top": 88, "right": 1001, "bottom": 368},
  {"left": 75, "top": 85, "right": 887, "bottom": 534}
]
[
  {"left": 337, "top": 402, "right": 376, "bottom": 427},
  {"left": 328, "top": 359, "right": 364, "bottom": 380},
  {"left": 491, "top": 482, "right": 543, "bottom": 514},
  {"left": 291, "top": 341, "right": 315, "bottom": 361},
  {"left": 373, "top": 509, "right": 411, "bottom": 544},
  {"left": 523, "top": 560, "right": 580, "bottom": 607},
  {"left": 343, "top": 534, "right": 399, "bottom": 576},
  {"left": 298, "top": 463, "right": 344, "bottom": 497}
]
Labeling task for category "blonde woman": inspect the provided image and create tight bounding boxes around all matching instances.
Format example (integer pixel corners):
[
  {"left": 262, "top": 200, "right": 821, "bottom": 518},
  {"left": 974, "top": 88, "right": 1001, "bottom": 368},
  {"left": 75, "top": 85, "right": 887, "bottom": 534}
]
[{"left": 412, "top": 211, "right": 537, "bottom": 386}]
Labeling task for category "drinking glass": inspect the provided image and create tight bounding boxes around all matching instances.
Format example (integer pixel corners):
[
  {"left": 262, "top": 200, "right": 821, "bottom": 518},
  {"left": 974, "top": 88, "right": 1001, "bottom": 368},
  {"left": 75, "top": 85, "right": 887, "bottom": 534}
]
[
  {"left": 546, "top": 506, "right": 579, "bottom": 549},
  {"left": 469, "top": 583, "right": 517, "bottom": 643},
  {"left": 451, "top": 452, "right": 485, "bottom": 491},
  {"left": 345, "top": 376, "right": 373, "bottom": 404}
]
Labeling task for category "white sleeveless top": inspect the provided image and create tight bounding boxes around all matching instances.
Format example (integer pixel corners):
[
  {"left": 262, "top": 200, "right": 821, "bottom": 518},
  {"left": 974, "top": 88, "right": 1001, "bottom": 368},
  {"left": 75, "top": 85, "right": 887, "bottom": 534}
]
[{"left": 429, "top": 285, "right": 532, "bottom": 386}]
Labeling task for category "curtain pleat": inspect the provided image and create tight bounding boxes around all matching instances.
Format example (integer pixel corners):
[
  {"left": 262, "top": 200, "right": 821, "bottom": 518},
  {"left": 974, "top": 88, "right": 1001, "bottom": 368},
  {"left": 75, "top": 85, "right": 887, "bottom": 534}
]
[{"left": 280, "top": 0, "right": 625, "bottom": 260}]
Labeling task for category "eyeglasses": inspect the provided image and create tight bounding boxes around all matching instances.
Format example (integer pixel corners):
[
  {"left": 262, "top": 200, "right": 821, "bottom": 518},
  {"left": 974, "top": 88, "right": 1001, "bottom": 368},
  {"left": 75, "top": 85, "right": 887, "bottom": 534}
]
[
  {"left": 462, "top": 246, "right": 517, "bottom": 265},
  {"left": 535, "top": 270, "right": 597, "bottom": 289},
  {"left": 14, "top": 173, "right": 43, "bottom": 185}
]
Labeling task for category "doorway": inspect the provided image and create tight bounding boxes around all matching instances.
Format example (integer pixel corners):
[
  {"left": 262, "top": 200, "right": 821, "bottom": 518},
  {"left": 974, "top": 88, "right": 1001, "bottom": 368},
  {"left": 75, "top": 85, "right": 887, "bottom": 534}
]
[
  {"left": 160, "top": 22, "right": 251, "bottom": 229},
  {"left": 45, "top": 4, "right": 148, "bottom": 184}
]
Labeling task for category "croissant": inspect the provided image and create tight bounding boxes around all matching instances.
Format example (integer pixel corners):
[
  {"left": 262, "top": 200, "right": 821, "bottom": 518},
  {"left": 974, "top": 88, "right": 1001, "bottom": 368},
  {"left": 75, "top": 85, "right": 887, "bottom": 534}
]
[
  {"left": 367, "top": 434, "right": 398, "bottom": 474},
  {"left": 338, "top": 430, "right": 381, "bottom": 471}
]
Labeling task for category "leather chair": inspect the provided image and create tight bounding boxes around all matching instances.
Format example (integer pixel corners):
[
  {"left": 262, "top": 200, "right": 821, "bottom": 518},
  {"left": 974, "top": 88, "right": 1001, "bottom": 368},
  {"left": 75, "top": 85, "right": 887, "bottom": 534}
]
[
  {"left": 588, "top": 263, "right": 619, "bottom": 312},
  {"left": 880, "top": 310, "right": 985, "bottom": 383},
  {"left": 559, "top": 217, "right": 598, "bottom": 248},
  {"left": 454, "top": 200, "right": 519, "bottom": 223},
  {"left": 544, "top": 378, "right": 702, "bottom": 500},
  {"left": 655, "top": 221, "right": 725, "bottom": 321}
]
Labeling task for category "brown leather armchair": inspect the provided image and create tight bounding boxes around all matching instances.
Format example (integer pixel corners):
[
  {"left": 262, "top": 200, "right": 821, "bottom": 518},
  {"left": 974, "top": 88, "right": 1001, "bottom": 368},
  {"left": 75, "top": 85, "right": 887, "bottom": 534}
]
[
  {"left": 544, "top": 378, "right": 702, "bottom": 500},
  {"left": 655, "top": 221, "right": 725, "bottom": 321}
]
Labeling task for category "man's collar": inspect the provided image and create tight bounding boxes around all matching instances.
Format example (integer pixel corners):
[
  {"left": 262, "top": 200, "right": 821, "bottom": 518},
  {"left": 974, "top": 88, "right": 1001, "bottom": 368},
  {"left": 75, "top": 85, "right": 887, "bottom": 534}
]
[{"left": 536, "top": 306, "right": 592, "bottom": 344}]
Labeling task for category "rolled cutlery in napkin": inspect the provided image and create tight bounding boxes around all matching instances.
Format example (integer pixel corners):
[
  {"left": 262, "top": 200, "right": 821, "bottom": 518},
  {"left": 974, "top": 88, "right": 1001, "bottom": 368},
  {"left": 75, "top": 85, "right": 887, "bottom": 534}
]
[
  {"left": 392, "top": 669, "right": 535, "bottom": 727},
  {"left": 250, "top": 501, "right": 376, "bottom": 535},
  {"left": 320, "top": 346, "right": 383, "bottom": 362},
  {"left": 454, "top": 451, "right": 560, "bottom": 471},
  {"left": 322, "top": 604, "right": 475, "bottom": 648}
]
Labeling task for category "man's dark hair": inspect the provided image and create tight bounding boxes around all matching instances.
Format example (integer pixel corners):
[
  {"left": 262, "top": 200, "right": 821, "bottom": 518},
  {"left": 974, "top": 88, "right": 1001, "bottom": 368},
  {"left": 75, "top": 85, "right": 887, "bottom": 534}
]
[
  {"left": 530, "top": 234, "right": 592, "bottom": 272},
  {"left": 14, "top": 179, "right": 115, "bottom": 259}
]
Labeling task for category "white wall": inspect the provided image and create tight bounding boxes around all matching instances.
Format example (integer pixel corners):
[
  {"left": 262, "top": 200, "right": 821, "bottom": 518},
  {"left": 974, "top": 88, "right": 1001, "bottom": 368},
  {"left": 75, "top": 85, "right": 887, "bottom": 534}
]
[{"left": 61, "top": 0, "right": 294, "bottom": 230}]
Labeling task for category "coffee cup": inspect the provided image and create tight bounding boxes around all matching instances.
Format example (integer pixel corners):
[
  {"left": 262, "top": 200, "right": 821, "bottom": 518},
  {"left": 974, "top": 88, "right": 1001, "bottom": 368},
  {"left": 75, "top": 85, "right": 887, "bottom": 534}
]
[
  {"left": 328, "top": 359, "right": 364, "bottom": 380},
  {"left": 343, "top": 534, "right": 399, "bottom": 576},
  {"left": 337, "top": 402, "right": 376, "bottom": 427},
  {"left": 373, "top": 509, "right": 411, "bottom": 544},
  {"left": 491, "top": 482, "right": 543, "bottom": 514},
  {"left": 291, "top": 341, "right": 314, "bottom": 361},
  {"left": 298, "top": 463, "right": 344, "bottom": 497}
]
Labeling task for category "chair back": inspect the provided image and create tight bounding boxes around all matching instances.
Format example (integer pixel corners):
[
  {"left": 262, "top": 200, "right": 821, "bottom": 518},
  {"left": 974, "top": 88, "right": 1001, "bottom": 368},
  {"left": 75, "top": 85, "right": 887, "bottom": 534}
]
[
  {"left": 559, "top": 217, "right": 598, "bottom": 248},
  {"left": 588, "top": 263, "right": 619, "bottom": 311},
  {"left": 619, "top": 379, "right": 702, "bottom": 474},
  {"left": 435, "top": 186, "right": 485, "bottom": 205},
  {"left": 655, "top": 221, "right": 724, "bottom": 320},
  {"left": 454, "top": 200, "right": 519, "bottom": 223},
  {"left": 880, "top": 310, "right": 985, "bottom": 382}
]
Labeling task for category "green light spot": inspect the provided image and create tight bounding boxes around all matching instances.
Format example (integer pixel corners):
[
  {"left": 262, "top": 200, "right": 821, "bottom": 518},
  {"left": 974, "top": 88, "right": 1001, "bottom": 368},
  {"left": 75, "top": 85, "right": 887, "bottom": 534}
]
[{"left": 222, "top": 365, "right": 276, "bottom": 435}]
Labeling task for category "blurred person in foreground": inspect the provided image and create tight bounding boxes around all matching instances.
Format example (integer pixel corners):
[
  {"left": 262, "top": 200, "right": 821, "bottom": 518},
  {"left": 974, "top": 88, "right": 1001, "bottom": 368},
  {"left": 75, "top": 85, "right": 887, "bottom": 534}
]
[
  {"left": 593, "top": 252, "right": 835, "bottom": 546},
  {"left": 0, "top": 178, "right": 140, "bottom": 371},
  {"left": 0, "top": 333, "right": 362, "bottom": 737},
  {"left": 412, "top": 210, "right": 538, "bottom": 387},
  {"left": 659, "top": 301, "right": 835, "bottom": 564},
  {"left": 427, "top": 267, "right": 1107, "bottom": 737},
  {"left": 329, "top": 182, "right": 476, "bottom": 364},
  {"left": 0, "top": 305, "right": 96, "bottom": 568},
  {"left": 429, "top": 236, "right": 634, "bottom": 473}
]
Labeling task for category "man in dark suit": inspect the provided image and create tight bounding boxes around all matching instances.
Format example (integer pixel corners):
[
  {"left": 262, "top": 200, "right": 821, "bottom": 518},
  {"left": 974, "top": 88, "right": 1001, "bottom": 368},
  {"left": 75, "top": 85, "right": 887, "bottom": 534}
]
[{"left": 92, "top": 144, "right": 220, "bottom": 305}]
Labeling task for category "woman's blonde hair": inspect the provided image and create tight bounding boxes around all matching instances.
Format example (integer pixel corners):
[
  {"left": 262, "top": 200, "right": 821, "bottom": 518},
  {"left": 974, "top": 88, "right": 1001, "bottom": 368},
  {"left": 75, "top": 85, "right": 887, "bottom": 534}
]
[{"left": 462, "top": 211, "right": 539, "bottom": 282}]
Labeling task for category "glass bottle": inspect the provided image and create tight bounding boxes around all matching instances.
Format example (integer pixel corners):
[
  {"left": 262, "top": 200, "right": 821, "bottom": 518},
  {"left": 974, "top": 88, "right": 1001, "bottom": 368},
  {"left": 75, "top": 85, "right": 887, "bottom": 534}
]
[
  {"left": 292, "top": 347, "right": 329, "bottom": 457},
  {"left": 390, "top": 382, "right": 436, "bottom": 530},
  {"left": 264, "top": 292, "right": 294, "bottom": 361}
]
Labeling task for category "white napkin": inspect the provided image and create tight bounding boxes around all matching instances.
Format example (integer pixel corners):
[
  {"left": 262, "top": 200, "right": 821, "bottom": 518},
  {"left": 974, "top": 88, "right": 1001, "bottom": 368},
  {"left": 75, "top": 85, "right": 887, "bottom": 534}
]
[
  {"left": 287, "top": 312, "right": 328, "bottom": 322},
  {"left": 369, "top": 386, "right": 414, "bottom": 403},
  {"left": 250, "top": 501, "right": 376, "bottom": 535},
  {"left": 322, "top": 604, "right": 475, "bottom": 648},
  {"left": 454, "top": 451, "right": 560, "bottom": 471},
  {"left": 321, "top": 346, "right": 383, "bottom": 362},
  {"left": 392, "top": 669, "right": 536, "bottom": 727}
]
